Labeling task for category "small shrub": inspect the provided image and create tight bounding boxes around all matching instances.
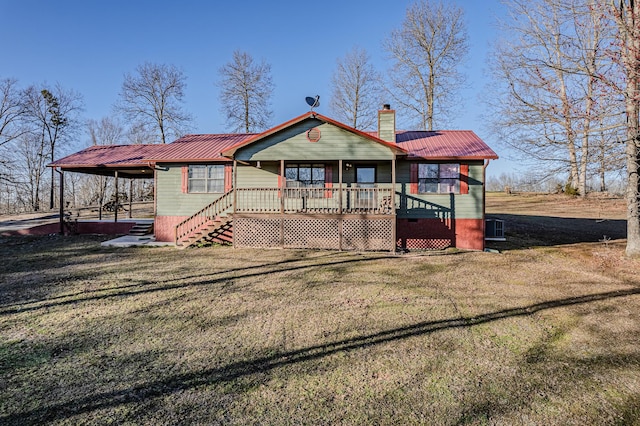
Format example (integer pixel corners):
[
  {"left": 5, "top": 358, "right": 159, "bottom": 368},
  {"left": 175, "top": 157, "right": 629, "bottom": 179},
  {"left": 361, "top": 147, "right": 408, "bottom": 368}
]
[{"left": 564, "top": 183, "right": 580, "bottom": 197}]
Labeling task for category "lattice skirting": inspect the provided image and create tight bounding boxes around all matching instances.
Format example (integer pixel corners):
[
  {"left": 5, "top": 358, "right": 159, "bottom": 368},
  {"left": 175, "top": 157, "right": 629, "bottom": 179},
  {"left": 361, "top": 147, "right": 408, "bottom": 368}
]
[
  {"left": 342, "top": 219, "right": 394, "bottom": 251},
  {"left": 234, "top": 215, "right": 394, "bottom": 251},
  {"left": 401, "top": 238, "right": 452, "bottom": 250},
  {"left": 234, "top": 217, "right": 281, "bottom": 248}
]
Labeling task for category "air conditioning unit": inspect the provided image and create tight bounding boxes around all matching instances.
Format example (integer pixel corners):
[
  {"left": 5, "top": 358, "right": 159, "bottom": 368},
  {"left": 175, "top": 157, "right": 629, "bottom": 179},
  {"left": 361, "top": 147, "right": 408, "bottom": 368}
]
[{"left": 485, "top": 218, "right": 506, "bottom": 241}]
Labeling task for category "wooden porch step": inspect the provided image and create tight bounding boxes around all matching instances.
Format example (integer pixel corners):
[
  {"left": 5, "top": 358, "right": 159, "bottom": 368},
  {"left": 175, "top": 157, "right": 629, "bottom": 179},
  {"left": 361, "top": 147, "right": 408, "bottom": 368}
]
[{"left": 177, "top": 219, "right": 233, "bottom": 249}]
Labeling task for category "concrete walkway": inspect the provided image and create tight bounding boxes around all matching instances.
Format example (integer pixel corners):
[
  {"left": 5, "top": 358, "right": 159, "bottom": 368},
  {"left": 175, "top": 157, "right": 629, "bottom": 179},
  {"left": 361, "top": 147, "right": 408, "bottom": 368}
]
[{"left": 100, "top": 234, "right": 174, "bottom": 247}]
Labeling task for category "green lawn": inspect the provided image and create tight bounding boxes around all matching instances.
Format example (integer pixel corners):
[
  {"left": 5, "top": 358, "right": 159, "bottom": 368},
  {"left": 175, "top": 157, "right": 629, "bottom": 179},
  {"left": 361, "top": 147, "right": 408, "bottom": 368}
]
[{"left": 1, "top": 233, "right": 639, "bottom": 425}]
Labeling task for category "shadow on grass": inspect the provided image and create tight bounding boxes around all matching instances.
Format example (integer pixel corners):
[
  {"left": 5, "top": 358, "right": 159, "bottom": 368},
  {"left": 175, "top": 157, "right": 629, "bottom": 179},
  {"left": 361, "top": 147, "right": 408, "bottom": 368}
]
[
  {"left": 486, "top": 214, "right": 626, "bottom": 250},
  {"left": 0, "top": 251, "right": 388, "bottom": 314},
  {"left": 3, "top": 286, "right": 639, "bottom": 424}
]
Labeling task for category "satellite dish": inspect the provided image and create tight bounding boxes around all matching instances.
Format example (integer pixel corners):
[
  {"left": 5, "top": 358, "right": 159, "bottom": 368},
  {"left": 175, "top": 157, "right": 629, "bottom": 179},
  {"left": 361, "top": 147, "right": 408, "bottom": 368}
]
[{"left": 305, "top": 95, "right": 320, "bottom": 111}]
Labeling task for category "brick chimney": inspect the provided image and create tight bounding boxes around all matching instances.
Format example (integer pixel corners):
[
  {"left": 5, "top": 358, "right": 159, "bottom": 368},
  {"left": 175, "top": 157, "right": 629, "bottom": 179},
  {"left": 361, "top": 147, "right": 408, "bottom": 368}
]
[{"left": 377, "top": 104, "right": 396, "bottom": 142}]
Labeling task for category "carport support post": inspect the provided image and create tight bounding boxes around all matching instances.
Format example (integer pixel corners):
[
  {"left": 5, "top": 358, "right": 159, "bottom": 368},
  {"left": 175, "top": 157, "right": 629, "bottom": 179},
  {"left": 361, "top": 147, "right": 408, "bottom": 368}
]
[
  {"left": 128, "top": 178, "right": 133, "bottom": 219},
  {"left": 57, "top": 168, "right": 64, "bottom": 235},
  {"left": 114, "top": 171, "right": 118, "bottom": 223}
]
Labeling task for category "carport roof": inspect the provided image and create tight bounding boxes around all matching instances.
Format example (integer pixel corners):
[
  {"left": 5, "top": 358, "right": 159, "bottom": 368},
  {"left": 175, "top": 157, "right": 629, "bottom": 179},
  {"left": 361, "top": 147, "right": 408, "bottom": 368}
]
[{"left": 48, "top": 144, "right": 161, "bottom": 177}]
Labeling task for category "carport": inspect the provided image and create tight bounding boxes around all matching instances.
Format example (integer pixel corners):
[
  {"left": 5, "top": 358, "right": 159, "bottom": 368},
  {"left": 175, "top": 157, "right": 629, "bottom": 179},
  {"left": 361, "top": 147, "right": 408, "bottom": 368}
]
[{"left": 48, "top": 144, "right": 163, "bottom": 235}]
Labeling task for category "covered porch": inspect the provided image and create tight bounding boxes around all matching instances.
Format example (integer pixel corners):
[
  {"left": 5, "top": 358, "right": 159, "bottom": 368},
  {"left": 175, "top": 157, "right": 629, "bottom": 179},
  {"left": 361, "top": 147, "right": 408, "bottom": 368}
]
[{"left": 175, "top": 158, "right": 399, "bottom": 251}]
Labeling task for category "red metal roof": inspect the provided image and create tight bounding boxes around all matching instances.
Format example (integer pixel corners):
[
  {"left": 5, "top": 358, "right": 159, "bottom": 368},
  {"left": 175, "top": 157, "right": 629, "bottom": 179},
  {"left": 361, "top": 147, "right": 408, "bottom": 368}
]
[
  {"left": 51, "top": 124, "right": 497, "bottom": 172},
  {"left": 50, "top": 144, "right": 163, "bottom": 168},
  {"left": 393, "top": 130, "right": 498, "bottom": 160},
  {"left": 50, "top": 134, "right": 255, "bottom": 170},
  {"left": 149, "top": 133, "right": 255, "bottom": 162}
]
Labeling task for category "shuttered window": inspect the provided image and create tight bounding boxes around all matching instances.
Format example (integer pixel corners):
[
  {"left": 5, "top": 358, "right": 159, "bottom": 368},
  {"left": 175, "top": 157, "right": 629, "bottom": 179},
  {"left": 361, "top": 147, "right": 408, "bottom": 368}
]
[
  {"left": 411, "top": 163, "right": 467, "bottom": 194},
  {"left": 187, "top": 165, "right": 225, "bottom": 193}
]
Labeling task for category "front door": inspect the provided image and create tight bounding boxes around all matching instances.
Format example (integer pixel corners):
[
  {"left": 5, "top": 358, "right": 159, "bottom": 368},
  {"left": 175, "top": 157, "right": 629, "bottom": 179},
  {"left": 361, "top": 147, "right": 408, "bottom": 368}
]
[{"left": 355, "top": 166, "right": 376, "bottom": 208}]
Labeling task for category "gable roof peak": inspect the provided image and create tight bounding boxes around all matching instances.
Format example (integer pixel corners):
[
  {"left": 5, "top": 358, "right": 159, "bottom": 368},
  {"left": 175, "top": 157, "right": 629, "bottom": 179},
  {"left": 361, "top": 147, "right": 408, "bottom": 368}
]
[{"left": 221, "top": 111, "right": 406, "bottom": 157}]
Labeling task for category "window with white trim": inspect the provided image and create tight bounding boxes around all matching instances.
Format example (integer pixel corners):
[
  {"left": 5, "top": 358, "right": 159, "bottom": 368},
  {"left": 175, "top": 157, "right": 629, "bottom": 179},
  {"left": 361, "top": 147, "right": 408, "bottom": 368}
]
[
  {"left": 418, "top": 163, "right": 460, "bottom": 194},
  {"left": 188, "top": 165, "right": 225, "bottom": 193}
]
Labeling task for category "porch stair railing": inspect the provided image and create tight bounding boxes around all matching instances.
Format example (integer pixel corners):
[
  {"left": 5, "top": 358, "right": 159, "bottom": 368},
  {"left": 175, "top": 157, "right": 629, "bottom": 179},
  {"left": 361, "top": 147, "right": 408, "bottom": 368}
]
[{"left": 175, "top": 189, "right": 235, "bottom": 248}]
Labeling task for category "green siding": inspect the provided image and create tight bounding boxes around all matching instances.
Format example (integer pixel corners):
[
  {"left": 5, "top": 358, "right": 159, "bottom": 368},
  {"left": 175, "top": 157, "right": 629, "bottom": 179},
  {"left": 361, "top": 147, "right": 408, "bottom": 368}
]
[
  {"left": 237, "top": 163, "right": 279, "bottom": 188},
  {"left": 155, "top": 160, "right": 486, "bottom": 220},
  {"left": 235, "top": 120, "right": 395, "bottom": 161},
  {"left": 338, "top": 162, "right": 393, "bottom": 185},
  {"left": 395, "top": 161, "right": 485, "bottom": 220},
  {"left": 156, "top": 164, "right": 225, "bottom": 216}
]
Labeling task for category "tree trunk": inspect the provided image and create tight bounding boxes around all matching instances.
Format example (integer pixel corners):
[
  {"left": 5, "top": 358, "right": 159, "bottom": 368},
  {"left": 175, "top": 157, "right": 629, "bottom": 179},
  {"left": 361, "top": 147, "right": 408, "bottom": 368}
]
[
  {"left": 614, "top": 0, "right": 640, "bottom": 257},
  {"left": 427, "top": 65, "right": 435, "bottom": 131},
  {"left": 599, "top": 146, "right": 607, "bottom": 192},
  {"left": 625, "top": 102, "right": 640, "bottom": 256}
]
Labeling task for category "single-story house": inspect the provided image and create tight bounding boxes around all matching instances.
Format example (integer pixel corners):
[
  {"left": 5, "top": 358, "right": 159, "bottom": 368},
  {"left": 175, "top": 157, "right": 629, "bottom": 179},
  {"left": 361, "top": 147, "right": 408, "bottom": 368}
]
[{"left": 49, "top": 106, "right": 498, "bottom": 251}]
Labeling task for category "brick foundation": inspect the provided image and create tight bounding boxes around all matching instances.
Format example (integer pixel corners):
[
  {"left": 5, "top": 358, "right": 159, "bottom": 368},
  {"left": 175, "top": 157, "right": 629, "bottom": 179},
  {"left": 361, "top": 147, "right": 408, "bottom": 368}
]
[
  {"left": 396, "top": 218, "right": 484, "bottom": 251},
  {"left": 154, "top": 215, "right": 189, "bottom": 242}
]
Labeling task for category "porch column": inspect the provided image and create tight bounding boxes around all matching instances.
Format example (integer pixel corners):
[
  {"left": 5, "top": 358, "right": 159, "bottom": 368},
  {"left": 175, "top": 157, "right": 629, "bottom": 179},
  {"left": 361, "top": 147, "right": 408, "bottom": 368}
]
[
  {"left": 391, "top": 158, "right": 397, "bottom": 252},
  {"left": 338, "top": 159, "right": 343, "bottom": 214},
  {"left": 280, "top": 159, "right": 285, "bottom": 214},
  {"left": 114, "top": 171, "right": 119, "bottom": 223},
  {"left": 280, "top": 160, "right": 285, "bottom": 248},
  {"left": 338, "top": 159, "right": 343, "bottom": 251},
  {"left": 233, "top": 159, "right": 237, "bottom": 214}
]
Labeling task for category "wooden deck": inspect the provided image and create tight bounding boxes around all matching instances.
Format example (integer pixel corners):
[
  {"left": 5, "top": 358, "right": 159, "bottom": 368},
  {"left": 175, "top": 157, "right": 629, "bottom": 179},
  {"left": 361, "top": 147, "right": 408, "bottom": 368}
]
[{"left": 175, "top": 187, "right": 397, "bottom": 250}]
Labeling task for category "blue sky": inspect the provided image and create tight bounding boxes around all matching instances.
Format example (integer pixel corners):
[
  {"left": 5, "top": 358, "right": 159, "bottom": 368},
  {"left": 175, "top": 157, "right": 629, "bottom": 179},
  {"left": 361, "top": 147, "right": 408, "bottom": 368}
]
[{"left": 2, "top": 0, "right": 514, "bottom": 176}]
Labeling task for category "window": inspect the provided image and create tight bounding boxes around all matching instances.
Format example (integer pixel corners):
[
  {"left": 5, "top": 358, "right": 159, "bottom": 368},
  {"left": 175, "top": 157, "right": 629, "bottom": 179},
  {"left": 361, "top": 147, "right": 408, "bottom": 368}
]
[
  {"left": 285, "top": 164, "right": 325, "bottom": 188},
  {"left": 418, "top": 163, "right": 460, "bottom": 194},
  {"left": 285, "top": 163, "right": 326, "bottom": 198},
  {"left": 356, "top": 166, "right": 375, "bottom": 187},
  {"left": 188, "top": 165, "right": 225, "bottom": 193}
]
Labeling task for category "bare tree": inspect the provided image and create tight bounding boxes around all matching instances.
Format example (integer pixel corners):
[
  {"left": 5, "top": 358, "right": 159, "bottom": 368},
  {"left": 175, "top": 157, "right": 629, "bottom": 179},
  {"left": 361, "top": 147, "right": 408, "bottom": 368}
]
[
  {"left": 0, "top": 78, "right": 25, "bottom": 149},
  {"left": 218, "top": 50, "right": 274, "bottom": 133},
  {"left": 117, "top": 62, "right": 192, "bottom": 144},
  {"left": 608, "top": 0, "right": 640, "bottom": 256},
  {"left": 125, "top": 122, "right": 156, "bottom": 145},
  {"left": 488, "top": 0, "right": 622, "bottom": 196},
  {"left": 13, "top": 131, "right": 49, "bottom": 211},
  {"left": 0, "top": 78, "right": 26, "bottom": 186},
  {"left": 87, "top": 116, "right": 125, "bottom": 146},
  {"left": 84, "top": 116, "right": 126, "bottom": 216},
  {"left": 383, "top": 0, "right": 468, "bottom": 130},
  {"left": 22, "top": 83, "right": 83, "bottom": 209},
  {"left": 330, "top": 47, "right": 380, "bottom": 130}
]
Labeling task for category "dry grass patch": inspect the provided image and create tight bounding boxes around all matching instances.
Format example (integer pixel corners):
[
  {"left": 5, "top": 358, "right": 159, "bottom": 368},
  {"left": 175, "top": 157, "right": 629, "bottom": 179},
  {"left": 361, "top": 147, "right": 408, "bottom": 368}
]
[{"left": 1, "top": 231, "right": 640, "bottom": 425}]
